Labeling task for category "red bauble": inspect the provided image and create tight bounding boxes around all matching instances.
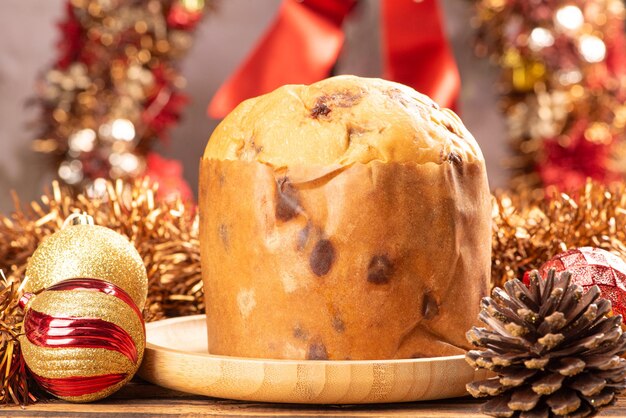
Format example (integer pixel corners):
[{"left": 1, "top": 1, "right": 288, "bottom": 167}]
[{"left": 529, "top": 247, "right": 626, "bottom": 318}]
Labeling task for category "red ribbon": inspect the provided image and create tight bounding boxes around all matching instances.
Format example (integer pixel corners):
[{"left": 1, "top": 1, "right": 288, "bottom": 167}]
[
  {"left": 381, "top": 0, "right": 459, "bottom": 110},
  {"left": 208, "top": 0, "right": 459, "bottom": 118}
]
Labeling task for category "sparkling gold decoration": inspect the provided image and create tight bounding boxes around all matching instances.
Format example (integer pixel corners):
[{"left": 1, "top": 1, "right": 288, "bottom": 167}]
[
  {"left": 20, "top": 344, "right": 133, "bottom": 382},
  {"left": 19, "top": 286, "right": 145, "bottom": 402},
  {"left": 491, "top": 179, "right": 626, "bottom": 288},
  {"left": 0, "top": 179, "right": 201, "bottom": 323},
  {"left": 474, "top": 0, "right": 626, "bottom": 191},
  {"left": 0, "top": 272, "right": 41, "bottom": 405},
  {"left": 24, "top": 220, "right": 148, "bottom": 309},
  {"left": 34, "top": 0, "right": 213, "bottom": 190}
]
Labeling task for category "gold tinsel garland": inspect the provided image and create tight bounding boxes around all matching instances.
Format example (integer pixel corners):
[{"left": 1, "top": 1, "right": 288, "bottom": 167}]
[
  {"left": 473, "top": 0, "right": 626, "bottom": 192},
  {"left": 0, "top": 272, "right": 42, "bottom": 405},
  {"left": 491, "top": 180, "right": 626, "bottom": 287},
  {"left": 0, "top": 179, "right": 201, "bottom": 324},
  {"left": 1, "top": 178, "right": 626, "bottom": 404}
]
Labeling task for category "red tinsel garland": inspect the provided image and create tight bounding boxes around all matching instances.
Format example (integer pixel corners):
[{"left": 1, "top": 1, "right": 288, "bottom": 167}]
[
  {"left": 34, "top": 0, "right": 211, "bottom": 199},
  {"left": 474, "top": 0, "right": 626, "bottom": 192}
]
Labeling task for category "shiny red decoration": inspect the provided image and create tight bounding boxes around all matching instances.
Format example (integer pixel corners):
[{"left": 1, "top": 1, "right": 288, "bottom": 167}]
[
  {"left": 24, "top": 309, "right": 138, "bottom": 363},
  {"left": 208, "top": 0, "right": 459, "bottom": 118},
  {"left": 142, "top": 64, "right": 189, "bottom": 142},
  {"left": 538, "top": 120, "right": 621, "bottom": 192},
  {"left": 45, "top": 278, "right": 143, "bottom": 320},
  {"left": 531, "top": 247, "right": 626, "bottom": 318},
  {"left": 32, "top": 373, "right": 127, "bottom": 398},
  {"left": 21, "top": 278, "right": 145, "bottom": 401}
]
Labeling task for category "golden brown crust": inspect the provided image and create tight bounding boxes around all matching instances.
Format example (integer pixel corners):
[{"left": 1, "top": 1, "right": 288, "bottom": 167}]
[{"left": 204, "top": 75, "right": 482, "bottom": 167}]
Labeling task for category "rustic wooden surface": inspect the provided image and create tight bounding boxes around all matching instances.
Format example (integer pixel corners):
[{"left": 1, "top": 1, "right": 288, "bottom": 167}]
[{"left": 2, "top": 380, "right": 626, "bottom": 417}]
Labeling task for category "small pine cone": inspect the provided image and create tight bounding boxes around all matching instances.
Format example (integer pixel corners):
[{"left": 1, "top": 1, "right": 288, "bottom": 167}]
[{"left": 466, "top": 269, "right": 626, "bottom": 418}]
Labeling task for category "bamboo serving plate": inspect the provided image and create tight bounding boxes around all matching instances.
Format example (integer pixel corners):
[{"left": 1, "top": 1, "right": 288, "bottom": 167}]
[{"left": 138, "top": 315, "right": 490, "bottom": 404}]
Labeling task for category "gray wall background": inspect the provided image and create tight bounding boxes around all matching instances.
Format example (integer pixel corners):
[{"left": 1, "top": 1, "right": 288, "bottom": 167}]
[{"left": 0, "top": 0, "right": 507, "bottom": 214}]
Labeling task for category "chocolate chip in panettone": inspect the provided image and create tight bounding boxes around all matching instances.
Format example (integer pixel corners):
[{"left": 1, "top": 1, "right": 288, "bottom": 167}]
[
  {"left": 307, "top": 341, "right": 329, "bottom": 360},
  {"left": 275, "top": 177, "right": 301, "bottom": 221},
  {"left": 311, "top": 100, "right": 331, "bottom": 119},
  {"left": 331, "top": 90, "right": 363, "bottom": 107},
  {"left": 332, "top": 315, "right": 345, "bottom": 333},
  {"left": 446, "top": 151, "right": 462, "bottom": 166},
  {"left": 311, "top": 91, "right": 363, "bottom": 119},
  {"left": 310, "top": 239, "right": 335, "bottom": 276},
  {"left": 367, "top": 255, "right": 393, "bottom": 284},
  {"left": 293, "top": 324, "right": 308, "bottom": 341},
  {"left": 422, "top": 292, "right": 439, "bottom": 320}
]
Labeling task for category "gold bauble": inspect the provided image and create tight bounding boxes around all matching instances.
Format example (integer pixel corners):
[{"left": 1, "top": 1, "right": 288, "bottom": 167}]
[{"left": 24, "top": 214, "right": 147, "bottom": 309}]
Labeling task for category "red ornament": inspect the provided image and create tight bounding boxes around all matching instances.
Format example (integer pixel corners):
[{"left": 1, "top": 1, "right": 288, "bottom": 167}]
[
  {"left": 19, "top": 278, "right": 145, "bottom": 402},
  {"left": 530, "top": 247, "right": 626, "bottom": 318}
]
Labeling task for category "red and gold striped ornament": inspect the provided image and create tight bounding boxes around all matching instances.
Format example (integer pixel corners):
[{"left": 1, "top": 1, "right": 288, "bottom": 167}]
[
  {"left": 19, "top": 278, "right": 145, "bottom": 402},
  {"left": 18, "top": 213, "right": 148, "bottom": 402}
]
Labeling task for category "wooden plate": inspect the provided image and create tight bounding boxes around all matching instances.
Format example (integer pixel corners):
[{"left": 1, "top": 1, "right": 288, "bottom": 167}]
[{"left": 138, "top": 315, "right": 489, "bottom": 404}]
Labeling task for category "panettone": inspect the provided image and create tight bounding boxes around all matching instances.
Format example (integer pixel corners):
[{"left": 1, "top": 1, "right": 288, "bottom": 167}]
[{"left": 200, "top": 75, "right": 491, "bottom": 360}]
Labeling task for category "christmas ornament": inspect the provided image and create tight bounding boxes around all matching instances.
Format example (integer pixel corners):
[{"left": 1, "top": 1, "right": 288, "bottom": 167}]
[
  {"left": 532, "top": 247, "right": 626, "bottom": 319},
  {"left": 24, "top": 213, "right": 147, "bottom": 309},
  {"left": 474, "top": 0, "right": 626, "bottom": 192},
  {"left": 15, "top": 213, "right": 148, "bottom": 402},
  {"left": 0, "top": 179, "right": 200, "bottom": 324},
  {"left": 491, "top": 179, "right": 626, "bottom": 289},
  {"left": 0, "top": 180, "right": 199, "bottom": 406},
  {"left": 466, "top": 269, "right": 626, "bottom": 417},
  {"left": 19, "top": 278, "right": 145, "bottom": 402}
]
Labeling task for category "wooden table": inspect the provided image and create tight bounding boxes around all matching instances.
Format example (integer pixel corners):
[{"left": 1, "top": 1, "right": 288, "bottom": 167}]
[{"left": 3, "top": 380, "right": 626, "bottom": 417}]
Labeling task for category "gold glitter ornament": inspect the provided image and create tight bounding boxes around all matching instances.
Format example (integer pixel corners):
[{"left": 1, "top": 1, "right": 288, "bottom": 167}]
[
  {"left": 24, "top": 213, "right": 148, "bottom": 309},
  {"left": 18, "top": 277, "right": 146, "bottom": 402}
]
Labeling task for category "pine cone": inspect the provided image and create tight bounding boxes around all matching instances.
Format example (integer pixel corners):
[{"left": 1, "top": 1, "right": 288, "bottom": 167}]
[{"left": 466, "top": 269, "right": 626, "bottom": 417}]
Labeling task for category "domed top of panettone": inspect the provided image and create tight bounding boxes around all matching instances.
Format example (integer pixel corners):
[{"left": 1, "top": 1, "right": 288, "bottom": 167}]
[{"left": 204, "top": 75, "right": 483, "bottom": 167}]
